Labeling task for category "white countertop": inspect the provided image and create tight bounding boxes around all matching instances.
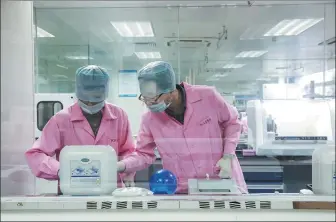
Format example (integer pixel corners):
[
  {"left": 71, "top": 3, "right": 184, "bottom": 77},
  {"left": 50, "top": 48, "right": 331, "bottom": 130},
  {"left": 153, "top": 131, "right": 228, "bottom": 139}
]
[{"left": 2, "top": 194, "right": 335, "bottom": 221}]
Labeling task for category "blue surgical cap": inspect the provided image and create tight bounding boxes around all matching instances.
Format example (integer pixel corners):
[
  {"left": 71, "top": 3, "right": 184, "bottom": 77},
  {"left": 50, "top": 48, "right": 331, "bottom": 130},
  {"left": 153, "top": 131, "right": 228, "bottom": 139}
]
[
  {"left": 138, "top": 61, "right": 176, "bottom": 97},
  {"left": 75, "top": 65, "right": 110, "bottom": 102}
]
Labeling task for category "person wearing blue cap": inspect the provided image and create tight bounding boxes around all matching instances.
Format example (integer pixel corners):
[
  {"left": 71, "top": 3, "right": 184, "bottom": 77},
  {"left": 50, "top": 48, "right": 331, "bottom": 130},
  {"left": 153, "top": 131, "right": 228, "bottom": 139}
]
[
  {"left": 26, "top": 65, "right": 136, "bottom": 194},
  {"left": 118, "top": 61, "right": 248, "bottom": 194}
]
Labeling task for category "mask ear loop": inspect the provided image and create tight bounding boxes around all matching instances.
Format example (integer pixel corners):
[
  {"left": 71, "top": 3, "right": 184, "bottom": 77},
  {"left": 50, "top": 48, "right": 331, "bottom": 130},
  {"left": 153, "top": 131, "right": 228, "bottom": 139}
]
[{"left": 165, "top": 91, "right": 175, "bottom": 108}]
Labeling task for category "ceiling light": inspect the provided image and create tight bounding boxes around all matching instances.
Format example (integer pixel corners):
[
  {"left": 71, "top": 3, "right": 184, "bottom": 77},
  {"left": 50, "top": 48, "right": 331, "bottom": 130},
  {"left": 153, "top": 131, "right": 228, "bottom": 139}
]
[
  {"left": 56, "top": 64, "right": 68, "bottom": 69},
  {"left": 111, "top": 21, "right": 154, "bottom": 37},
  {"left": 213, "top": 74, "right": 228, "bottom": 78},
  {"left": 264, "top": 18, "right": 323, "bottom": 36},
  {"left": 65, "top": 56, "right": 93, "bottom": 60},
  {"left": 223, "top": 64, "right": 245, "bottom": 69},
  {"left": 135, "top": 52, "right": 161, "bottom": 59},
  {"left": 206, "top": 77, "right": 220, "bottom": 82},
  {"left": 33, "top": 25, "right": 54, "bottom": 38},
  {"left": 256, "top": 77, "right": 271, "bottom": 81},
  {"left": 236, "top": 50, "right": 268, "bottom": 58}
]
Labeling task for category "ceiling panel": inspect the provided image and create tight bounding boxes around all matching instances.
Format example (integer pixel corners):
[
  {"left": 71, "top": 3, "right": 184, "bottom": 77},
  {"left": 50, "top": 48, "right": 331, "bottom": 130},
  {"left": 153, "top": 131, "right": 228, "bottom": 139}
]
[{"left": 34, "top": 1, "right": 335, "bottom": 93}]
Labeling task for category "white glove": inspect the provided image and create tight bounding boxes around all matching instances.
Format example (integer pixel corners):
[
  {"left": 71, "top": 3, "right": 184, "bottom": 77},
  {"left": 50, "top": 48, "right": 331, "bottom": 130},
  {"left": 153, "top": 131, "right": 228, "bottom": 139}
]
[
  {"left": 117, "top": 161, "right": 135, "bottom": 187},
  {"left": 117, "top": 161, "right": 126, "bottom": 172},
  {"left": 123, "top": 173, "right": 135, "bottom": 187},
  {"left": 113, "top": 187, "right": 153, "bottom": 197},
  {"left": 216, "top": 154, "right": 234, "bottom": 179}
]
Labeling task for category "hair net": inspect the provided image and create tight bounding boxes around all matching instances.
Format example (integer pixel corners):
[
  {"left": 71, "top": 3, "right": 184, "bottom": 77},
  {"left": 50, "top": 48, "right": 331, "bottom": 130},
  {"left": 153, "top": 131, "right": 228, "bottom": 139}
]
[
  {"left": 75, "top": 65, "right": 110, "bottom": 102},
  {"left": 138, "top": 61, "right": 176, "bottom": 97}
]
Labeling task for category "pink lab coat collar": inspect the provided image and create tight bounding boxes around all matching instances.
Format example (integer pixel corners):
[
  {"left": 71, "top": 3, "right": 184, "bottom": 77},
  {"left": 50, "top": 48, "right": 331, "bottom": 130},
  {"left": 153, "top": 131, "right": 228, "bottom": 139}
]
[
  {"left": 181, "top": 82, "right": 202, "bottom": 103},
  {"left": 153, "top": 82, "right": 202, "bottom": 127},
  {"left": 70, "top": 102, "right": 117, "bottom": 122}
]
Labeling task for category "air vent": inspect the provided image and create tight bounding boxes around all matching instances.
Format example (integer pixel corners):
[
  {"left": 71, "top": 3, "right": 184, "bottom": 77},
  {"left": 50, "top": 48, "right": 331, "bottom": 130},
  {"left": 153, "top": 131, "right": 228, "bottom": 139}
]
[
  {"left": 214, "top": 201, "right": 225, "bottom": 209},
  {"left": 132, "top": 201, "right": 143, "bottom": 209},
  {"left": 199, "top": 201, "right": 210, "bottom": 209},
  {"left": 101, "top": 201, "right": 112, "bottom": 209},
  {"left": 147, "top": 201, "right": 158, "bottom": 209},
  {"left": 86, "top": 201, "right": 97, "bottom": 210},
  {"left": 229, "top": 201, "right": 242, "bottom": 209},
  {"left": 134, "top": 42, "right": 157, "bottom": 47},
  {"left": 260, "top": 201, "right": 271, "bottom": 209},
  {"left": 245, "top": 201, "right": 256, "bottom": 209},
  {"left": 116, "top": 201, "right": 128, "bottom": 209},
  {"left": 166, "top": 39, "right": 211, "bottom": 48}
]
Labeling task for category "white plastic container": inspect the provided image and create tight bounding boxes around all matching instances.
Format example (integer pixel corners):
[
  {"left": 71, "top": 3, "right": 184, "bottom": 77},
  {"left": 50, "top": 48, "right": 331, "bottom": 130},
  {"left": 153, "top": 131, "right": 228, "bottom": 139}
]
[
  {"left": 312, "top": 144, "right": 335, "bottom": 195},
  {"left": 59, "top": 145, "right": 117, "bottom": 196}
]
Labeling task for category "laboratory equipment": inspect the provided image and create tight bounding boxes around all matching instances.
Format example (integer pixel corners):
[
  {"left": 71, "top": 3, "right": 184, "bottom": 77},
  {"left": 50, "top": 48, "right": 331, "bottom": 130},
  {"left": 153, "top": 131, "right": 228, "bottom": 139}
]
[
  {"left": 188, "top": 178, "right": 241, "bottom": 195},
  {"left": 59, "top": 145, "right": 117, "bottom": 196},
  {"left": 242, "top": 165, "right": 284, "bottom": 193},
  {"left": 35, "top": 93, "right": 76, "bottom": 139},
  {"left": 149, "top": 169, "right": 177, "bottom": 194},
  {"left": 247, "top": 99, "right": 335, "bottom": 156},
  {"left": 312, "top": 144, "right": 335, "bottom": 195}
]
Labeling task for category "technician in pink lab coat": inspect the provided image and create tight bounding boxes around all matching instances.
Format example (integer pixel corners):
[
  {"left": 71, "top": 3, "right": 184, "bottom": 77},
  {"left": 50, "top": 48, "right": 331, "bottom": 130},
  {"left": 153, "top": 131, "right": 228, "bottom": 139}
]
[
  {"left": 118, "top": 61, "right": 248, "bottom": 194},
  {"left": 25, "top": 65, "right": 135, "bottom": 194}
]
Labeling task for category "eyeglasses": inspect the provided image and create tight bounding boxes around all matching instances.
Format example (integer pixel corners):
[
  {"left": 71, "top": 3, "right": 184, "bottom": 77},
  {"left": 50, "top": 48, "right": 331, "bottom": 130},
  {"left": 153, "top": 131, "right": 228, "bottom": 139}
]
[{"left": 138, "top": 93, "right": 163, "bottom": 103}]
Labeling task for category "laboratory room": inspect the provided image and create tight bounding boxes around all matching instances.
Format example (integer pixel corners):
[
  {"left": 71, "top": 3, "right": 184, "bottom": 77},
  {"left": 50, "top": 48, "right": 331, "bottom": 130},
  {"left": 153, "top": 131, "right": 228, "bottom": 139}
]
[{"left": 1, "top": 0, "right": 335, "bottom": 221}]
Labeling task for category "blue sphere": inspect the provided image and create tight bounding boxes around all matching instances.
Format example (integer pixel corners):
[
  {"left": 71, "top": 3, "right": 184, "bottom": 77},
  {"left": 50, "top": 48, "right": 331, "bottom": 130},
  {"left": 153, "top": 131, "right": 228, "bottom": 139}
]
[{"left": 149, "top": 169, "right": 177, "bottom": 195}]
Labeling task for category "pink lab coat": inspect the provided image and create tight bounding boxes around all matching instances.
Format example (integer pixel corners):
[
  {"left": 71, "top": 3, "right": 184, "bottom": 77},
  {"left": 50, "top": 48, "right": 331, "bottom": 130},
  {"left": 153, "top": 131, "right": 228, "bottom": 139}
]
[
  {"left": 25, "top": 102, "right": 135, "bottom": 194},
  {"left": 122, "top": 82, "right": 248, "bottom": 193}
]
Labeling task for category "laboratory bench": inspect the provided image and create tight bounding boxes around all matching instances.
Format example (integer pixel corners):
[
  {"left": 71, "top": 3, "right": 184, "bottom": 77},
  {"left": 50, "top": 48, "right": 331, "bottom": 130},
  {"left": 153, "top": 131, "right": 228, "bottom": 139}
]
[{"left": 1, "top": 194, "right": 335, "bottom": 221}]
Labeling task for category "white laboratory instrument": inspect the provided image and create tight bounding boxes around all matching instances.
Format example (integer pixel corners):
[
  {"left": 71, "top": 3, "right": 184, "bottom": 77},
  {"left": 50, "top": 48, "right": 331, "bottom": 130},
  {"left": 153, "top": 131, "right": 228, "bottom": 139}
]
[
  {"left": 312, "top": 144, "right": 335, "bottom": 195},
  {"left": 188, "top": 178, "right": 241, "bottom": 195},
  {"left": 59, "top": 145, "right": 117, "bottom": 196},
  {"left": 34, "top": 93, "right": 76, "bottom": 139},
  {"left": 247, "top": 99, "right": 335, "bottom": 156}
]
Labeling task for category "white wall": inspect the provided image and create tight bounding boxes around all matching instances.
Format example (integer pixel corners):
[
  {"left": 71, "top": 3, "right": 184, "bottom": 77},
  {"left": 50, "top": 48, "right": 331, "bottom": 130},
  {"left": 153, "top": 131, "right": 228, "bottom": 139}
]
[
  {"left": 1, "top": 0, "right": 35, "bottom": 196},
  {"left": 106, "top": 67, "right": 145, "bottom": 135}
]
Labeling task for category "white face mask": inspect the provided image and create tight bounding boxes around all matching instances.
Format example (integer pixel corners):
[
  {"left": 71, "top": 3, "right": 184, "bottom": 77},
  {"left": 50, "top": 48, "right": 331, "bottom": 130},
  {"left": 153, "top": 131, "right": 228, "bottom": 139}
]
[
  {"left": 147, "top": 101, "right": 171, "bottom": 112},
  {"left": 78, "top": 100, "right": 105, "bottom": 114}
]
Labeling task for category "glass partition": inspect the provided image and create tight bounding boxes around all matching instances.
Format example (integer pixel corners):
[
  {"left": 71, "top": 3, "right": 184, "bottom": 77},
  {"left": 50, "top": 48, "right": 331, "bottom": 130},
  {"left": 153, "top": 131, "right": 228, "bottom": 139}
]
[{"left": 2, "top": 1, "right": 334, "bottom": 196}]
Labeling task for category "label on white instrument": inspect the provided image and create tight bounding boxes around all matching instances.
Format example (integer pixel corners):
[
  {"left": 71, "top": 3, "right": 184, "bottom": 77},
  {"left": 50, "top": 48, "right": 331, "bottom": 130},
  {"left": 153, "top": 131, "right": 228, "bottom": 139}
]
[{"left": 70, "top": 159, "right": 101, "bottom": 187}]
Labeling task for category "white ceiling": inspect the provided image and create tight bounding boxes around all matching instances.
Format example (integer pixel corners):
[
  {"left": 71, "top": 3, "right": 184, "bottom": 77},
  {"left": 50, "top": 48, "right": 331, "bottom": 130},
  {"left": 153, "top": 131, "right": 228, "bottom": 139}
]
[{"left": 34, "top": 1, "right": 335, "bottom": 94}]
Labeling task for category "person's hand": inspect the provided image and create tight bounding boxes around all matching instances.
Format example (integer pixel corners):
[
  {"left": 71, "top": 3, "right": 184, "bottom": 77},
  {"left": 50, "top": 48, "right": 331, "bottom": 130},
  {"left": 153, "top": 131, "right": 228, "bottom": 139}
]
[
  {"left": 117, "top": 161, "right": 126, "bottom": 172},
  {"left": 117, "top": 161, "right": 134, "bottom": 187},
  {"left": 215, "top": 154, "right": 234, "bottom": 179},
  {"left": 123, "top": 173, "right": 135, "bottom": 187}
]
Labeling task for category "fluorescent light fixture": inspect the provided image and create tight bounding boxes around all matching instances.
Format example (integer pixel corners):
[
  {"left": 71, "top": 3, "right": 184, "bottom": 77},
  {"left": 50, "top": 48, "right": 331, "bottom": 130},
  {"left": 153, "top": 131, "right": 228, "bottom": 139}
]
[
  {"left": 135, "top": 52, "right": 161, "bottom": 59},
  {"left": 256, "top": 77, "right": 271, "bottom": 81},
  {"left": 223, "top": 64, "right": 245, "bottom": 69},
  {"left": 206, "top": 77, "right": 220, "bottom": 82},
  {"left": 264, "top": 18, "right": 323, "bottom": 36},
  {"left": 236, "top": 50, "right": 268, "bottom": 58},
  {"left": 56, "top": 64, "right": 68, "bottom": 69},
  {"left": 111, "top": 21, "right": 154, "bottom": 37},
  {"left": 52, "top": 74, "right": 68, "bottom": 79},
  {"left": 65, "top": 56, "right": 93, "bottom": 60},
  {"left": 213, "top": 74, "right": 228, "bottom": 78},
  {"left": 33, "top": 25, "right": 54, "bottom": 38}
]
